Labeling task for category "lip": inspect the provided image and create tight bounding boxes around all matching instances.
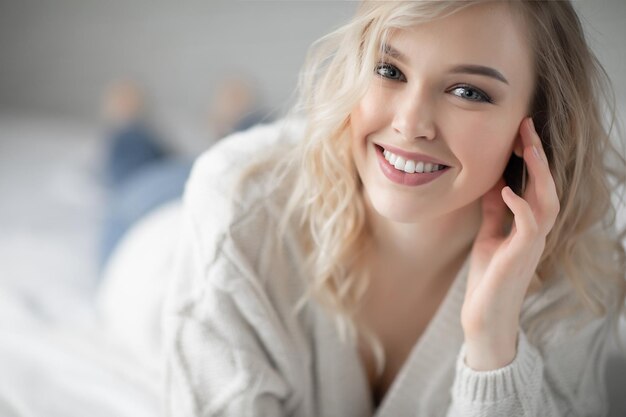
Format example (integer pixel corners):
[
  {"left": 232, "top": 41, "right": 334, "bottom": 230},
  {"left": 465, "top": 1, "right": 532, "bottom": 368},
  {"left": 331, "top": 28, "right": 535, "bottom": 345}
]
[
  {"left": 375, "top": 145, "right": 450, "bottom": 186},
  {"left": 374, "top": 143, "right": 449, "bottom": 167}
]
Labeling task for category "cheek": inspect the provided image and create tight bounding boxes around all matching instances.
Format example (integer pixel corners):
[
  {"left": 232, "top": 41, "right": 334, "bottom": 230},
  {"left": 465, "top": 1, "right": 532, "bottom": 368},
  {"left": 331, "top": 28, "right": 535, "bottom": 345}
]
[
  {"left": 450, "top": 117, "right": 516, "bottom": 178},
  {"left": 350, "top": 86, "right": 390, "bottom": 138}
]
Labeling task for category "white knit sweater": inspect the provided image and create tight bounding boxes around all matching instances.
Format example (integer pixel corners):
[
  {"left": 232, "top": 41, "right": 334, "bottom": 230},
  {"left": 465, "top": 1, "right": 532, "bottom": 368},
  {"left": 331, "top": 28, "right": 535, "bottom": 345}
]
[{"left": 162, "top": 120, "right": 616, "bottom": 417}]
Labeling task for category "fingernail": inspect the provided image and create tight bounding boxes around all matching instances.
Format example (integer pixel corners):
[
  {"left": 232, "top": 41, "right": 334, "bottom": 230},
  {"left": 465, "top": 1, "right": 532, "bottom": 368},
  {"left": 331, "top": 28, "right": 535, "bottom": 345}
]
[
  {"left": 529, "top": 118, "right": 535, "bottom": 132},
  {"left": 532, "top": 145, "right": 543, "bottom": 161}
]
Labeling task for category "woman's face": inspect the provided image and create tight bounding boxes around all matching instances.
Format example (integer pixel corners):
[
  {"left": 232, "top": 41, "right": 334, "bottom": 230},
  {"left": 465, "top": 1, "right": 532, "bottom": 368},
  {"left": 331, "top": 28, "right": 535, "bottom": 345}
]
[{"left": 350, "top": 2, "right": 535, "bottom": 223}]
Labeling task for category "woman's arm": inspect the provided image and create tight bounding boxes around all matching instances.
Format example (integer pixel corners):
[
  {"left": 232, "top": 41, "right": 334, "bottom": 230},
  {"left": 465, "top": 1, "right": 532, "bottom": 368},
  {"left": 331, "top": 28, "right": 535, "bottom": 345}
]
[
  {"left": 446, "top": 314, "right": 612, "bottom": 416},
  {"left": 162, "top": 209, "right": 293, "bottom": 416},
  {"left": 161, "top": 120, "right": 318, "bottom": 417}
]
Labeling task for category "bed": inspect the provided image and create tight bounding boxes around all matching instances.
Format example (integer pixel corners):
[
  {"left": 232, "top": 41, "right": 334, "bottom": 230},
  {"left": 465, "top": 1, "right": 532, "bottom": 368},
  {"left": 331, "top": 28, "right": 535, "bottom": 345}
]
[{"left": 0, "top": 114, "right": 162, "bottom": 416}]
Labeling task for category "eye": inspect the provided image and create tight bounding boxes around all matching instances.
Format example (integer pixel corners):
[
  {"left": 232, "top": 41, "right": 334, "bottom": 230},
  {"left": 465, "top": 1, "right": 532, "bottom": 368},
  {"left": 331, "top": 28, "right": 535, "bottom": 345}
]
[
  {"left": 449, "top": 84, "right": 492, "bottom": 103},
  {"left": 374, "top": 62, "right": 406, "bottom": 82}
]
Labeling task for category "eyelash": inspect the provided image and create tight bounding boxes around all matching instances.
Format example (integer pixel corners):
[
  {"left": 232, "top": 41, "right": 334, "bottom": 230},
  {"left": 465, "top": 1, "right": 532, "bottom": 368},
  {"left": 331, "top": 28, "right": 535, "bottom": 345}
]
[
  {"left": 375, "top": 62, "right": 407, "bottom": 82},
  {"left": 374, "top": 62, "right": 494, "bottom": 104}
]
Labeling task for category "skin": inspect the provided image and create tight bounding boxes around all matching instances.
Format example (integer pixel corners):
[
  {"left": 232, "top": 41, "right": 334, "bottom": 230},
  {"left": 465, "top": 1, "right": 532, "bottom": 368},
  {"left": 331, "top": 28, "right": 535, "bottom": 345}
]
[{"left": 349, "top": 0, "right": 560, "bottom": 377}]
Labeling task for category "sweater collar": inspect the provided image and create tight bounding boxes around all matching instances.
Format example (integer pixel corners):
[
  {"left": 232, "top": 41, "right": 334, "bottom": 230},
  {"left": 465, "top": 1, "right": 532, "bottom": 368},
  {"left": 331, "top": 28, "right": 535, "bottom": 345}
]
[{"left": 368, "top": 254, "right": 469, "bottom": 417}]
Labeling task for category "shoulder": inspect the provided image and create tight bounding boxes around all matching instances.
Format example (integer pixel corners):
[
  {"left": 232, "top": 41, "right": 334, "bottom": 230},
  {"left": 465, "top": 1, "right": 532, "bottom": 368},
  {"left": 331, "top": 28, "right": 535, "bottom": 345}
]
[
  {"left": 179, "top": 117, "right": 307, "bottom": 289},
  {"left": 184, "top": 118, "right": 304, "bottom": 219},
  {"left": 184, "top": 119, "right": 303, "bottom": 232},
  {"left": 165, "top": 119, "right": 313, "bottom": 356}
]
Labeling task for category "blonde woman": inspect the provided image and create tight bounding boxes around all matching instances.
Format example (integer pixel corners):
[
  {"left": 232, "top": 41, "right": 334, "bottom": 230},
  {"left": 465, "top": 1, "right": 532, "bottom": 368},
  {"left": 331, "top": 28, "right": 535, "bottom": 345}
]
[{"left": 163, "top": 1, "right": 626, "bottom": 416}]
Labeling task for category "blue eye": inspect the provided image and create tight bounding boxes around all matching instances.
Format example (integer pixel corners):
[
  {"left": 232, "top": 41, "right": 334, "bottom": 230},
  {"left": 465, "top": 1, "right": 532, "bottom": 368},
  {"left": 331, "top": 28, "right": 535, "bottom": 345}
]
[
  {"left": 450, "top": 85, "right": 492, "bottom": 103},
  {"left": 375, "top": 62, "right": 406, "bottom": 81}
]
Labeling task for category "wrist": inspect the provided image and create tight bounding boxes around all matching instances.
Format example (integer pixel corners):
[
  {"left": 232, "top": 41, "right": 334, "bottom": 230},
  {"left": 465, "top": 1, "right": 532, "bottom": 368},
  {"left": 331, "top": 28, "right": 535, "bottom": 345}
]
[{"left": 463, "top": 330, "right": 519, "bottom": 371}]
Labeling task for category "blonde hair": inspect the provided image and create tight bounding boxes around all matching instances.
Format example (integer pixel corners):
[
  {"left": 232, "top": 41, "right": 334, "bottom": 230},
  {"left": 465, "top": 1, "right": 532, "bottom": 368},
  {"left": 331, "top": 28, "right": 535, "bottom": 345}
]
[{"left": 266, "top": 0, "right": 626, "bottom": 373}]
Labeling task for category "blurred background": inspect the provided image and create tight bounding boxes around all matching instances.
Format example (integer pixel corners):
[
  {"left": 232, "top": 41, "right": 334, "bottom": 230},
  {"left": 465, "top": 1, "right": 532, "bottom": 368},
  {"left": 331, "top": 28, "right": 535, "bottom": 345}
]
[
  {"left": 0, "top": 1, "right": 358, "bottom": 152},
  {"left": 0, "top": 1, "right": 624, "bottom": 416},
  {"left": 0, "top": 0, "right": 358, "bottom": 303},
  {"left": 0, "top": 1, "right": 624, "bottom": 121}
]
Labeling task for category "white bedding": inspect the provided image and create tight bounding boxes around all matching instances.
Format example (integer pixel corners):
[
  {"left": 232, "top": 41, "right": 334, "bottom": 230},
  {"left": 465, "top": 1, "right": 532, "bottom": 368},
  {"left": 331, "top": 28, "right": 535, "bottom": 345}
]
[
  {"left": 0, "top": 115, "right": 104, "bottom": 326},
  {"left": 0, "top": 115, "right": 161, "bottom": 417},
  {"left": 0, "top": 290, "right": 160, "bottom": 417}
]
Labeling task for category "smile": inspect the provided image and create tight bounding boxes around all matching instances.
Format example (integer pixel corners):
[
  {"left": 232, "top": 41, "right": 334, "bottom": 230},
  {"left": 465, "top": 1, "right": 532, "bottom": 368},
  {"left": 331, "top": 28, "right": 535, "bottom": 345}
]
[
  {"left": 374, "top": 145, "right": 450, "bottom": 186},
  {"left": 383, "top": 149, "right": 446, "bottom": 173}
]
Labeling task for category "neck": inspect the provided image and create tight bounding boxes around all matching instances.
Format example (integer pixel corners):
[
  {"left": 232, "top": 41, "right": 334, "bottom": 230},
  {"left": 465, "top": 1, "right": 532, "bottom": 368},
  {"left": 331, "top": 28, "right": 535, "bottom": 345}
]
[{"left": 365, "top": 198, "right": 482, "bottom": 288}]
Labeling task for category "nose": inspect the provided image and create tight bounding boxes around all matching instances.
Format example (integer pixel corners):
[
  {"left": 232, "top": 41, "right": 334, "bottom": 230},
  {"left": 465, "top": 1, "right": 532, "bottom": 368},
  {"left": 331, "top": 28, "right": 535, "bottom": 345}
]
[{"left": 391, "top": 87, "right": 437, "bottom": 141}]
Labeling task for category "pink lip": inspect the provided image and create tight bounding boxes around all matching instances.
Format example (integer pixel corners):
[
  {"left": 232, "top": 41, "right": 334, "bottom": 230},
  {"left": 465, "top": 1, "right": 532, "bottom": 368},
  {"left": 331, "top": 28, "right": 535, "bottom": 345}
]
[
  {"left": 374, "top": 143, "right": 449, "bottom": 167},
  {"left": 375, "top": 145, "right": 450, "bottom": 186}
]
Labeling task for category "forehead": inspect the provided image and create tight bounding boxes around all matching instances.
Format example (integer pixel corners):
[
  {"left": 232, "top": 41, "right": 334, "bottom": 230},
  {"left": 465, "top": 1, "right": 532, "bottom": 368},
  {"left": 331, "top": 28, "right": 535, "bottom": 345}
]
[{"left": 385, "top": 2, "right": 534, "bottom": 88}]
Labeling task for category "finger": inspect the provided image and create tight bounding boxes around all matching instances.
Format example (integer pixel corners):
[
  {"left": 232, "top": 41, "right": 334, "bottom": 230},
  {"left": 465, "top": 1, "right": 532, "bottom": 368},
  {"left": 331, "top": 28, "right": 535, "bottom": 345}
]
[
  {"left": 520, "top": 119, "right": 560, "bottom": 229},
  {"left": 519, "top": 117, "right": 543, "bottom": 150},
  {"left": 476, "top": 178, "right": 508, "bottom": 240},
  {"left": 501, "top": 185, "right": 539, "bottom": 243},
  {"left": 522, "top": 142, "right": 559, "bottom": 212}
]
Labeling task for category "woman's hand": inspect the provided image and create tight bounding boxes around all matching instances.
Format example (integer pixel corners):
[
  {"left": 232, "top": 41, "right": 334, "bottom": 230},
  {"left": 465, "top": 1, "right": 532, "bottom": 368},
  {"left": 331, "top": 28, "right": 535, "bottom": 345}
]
[{"left": 461, "top": 117, "right": 560, "bottom": 371}]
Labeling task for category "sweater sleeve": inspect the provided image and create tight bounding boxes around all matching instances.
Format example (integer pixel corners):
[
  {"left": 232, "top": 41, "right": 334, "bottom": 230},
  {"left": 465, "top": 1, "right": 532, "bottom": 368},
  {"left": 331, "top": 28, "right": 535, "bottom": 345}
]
[
  {"left": 162, "top": 206, "right": 293, "bottom": 417},
  {"left": 445, "top": 316, "right": 611, "bottom": 417}
]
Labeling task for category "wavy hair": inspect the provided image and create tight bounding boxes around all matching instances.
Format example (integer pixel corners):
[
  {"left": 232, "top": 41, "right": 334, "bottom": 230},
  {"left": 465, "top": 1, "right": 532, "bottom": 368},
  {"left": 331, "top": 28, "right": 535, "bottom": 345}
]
[{"left": 272, "top": 0, "right": 626, "bottom": 373}]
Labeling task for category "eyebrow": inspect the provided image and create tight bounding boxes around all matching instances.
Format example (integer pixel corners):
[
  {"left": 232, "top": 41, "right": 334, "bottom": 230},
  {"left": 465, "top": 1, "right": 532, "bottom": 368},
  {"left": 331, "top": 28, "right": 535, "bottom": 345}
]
[
  {"left": 449, "top": 64, "right": 509, "bottom": 85},
  {"left": 383, "top": 43, "right": 407, "bottom": 61},
  {"left": 382, "top": 43, "right": 510, "bottom": 85}
]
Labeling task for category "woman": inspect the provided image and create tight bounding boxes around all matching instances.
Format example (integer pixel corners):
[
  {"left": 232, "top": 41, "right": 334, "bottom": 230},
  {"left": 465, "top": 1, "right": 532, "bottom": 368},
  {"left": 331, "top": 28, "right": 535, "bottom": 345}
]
[{"left": 163, "top": 1, "right": 626, "bottom": 415}]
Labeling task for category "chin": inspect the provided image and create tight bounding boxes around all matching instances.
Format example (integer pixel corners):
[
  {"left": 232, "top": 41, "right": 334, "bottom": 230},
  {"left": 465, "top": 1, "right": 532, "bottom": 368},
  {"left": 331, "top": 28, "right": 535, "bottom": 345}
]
[{"left": 366, "top": 189, "right": 439, "bottom": 224}]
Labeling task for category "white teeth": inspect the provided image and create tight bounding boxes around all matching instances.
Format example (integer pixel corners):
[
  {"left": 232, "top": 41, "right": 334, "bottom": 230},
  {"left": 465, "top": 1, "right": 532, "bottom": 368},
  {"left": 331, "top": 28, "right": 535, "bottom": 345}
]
[
  {"left": 394, "top": 156, "right": 406, "bottom": 170},
  {"left": 382, "top": 147, "right": 445, "bottom": 173}
]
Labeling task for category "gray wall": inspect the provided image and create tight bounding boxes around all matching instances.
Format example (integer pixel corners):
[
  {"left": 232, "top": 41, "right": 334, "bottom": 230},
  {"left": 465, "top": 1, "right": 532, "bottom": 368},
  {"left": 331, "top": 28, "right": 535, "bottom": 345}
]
[
  {"left": 0, "top": 1, "right": 624, "bottom": 125},
  {"left": 0, "top": 1, "right": 357, "bottom": 122},
  {"left": 574, "top": 0, "right": 626, "bottom": 119}
]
